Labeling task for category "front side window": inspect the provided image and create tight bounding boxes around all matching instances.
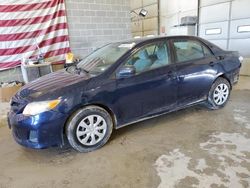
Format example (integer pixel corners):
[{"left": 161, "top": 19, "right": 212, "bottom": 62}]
[
  {"left": 124, "top": 42, "right": 170, "bottom": 74},
  {"left": 173, "top": 40, "right": 212, "bottom": 63}
]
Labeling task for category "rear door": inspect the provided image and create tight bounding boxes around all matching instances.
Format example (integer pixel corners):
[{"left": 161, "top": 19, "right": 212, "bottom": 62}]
[
  {"left": 171, "top": 38, "right": 219, "bottom": 106},
  {"left": 113, "top": 40, "right": 178, "bottom": 126}
]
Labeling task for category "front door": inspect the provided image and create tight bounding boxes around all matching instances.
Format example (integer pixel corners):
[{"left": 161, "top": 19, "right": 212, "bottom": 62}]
[{"left": 113, "top": 41, "right": 178, "bottom": 126}]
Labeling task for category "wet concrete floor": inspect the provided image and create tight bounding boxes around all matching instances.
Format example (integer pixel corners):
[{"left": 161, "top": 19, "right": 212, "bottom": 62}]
[{"left": 0, "top": 76, "right": 249, "bottom": 188}]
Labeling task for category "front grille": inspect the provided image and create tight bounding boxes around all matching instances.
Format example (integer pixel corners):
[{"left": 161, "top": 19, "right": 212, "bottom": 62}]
[{"left": 14, "top": 127, "right": 28, "bottom": 140}]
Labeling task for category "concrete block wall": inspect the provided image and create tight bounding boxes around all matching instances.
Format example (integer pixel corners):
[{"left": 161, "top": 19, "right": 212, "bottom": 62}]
[
  {"left": 66, "top": 0, "right": 132, "bottom": 58},
  {"left": 0, "top": 0, "right": 132, "bottom": 82}
]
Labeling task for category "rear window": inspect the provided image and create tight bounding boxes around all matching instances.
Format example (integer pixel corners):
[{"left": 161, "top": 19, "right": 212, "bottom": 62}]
[{"left": 173, "top": 40, "right": 212, "bottom": 63}]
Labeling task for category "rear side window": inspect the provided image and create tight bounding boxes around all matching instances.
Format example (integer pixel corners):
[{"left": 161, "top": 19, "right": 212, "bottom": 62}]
[{"left": 173, "top": 40, "right": 212, "bottom": 63}]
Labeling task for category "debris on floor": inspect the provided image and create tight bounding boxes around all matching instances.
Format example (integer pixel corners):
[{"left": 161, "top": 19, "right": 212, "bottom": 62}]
[
  {"left": 0, "top": 81, "right": 23, "bottom": 88},
  {"left": 0, "top": 81, "right": 23, "bottom": 102}
]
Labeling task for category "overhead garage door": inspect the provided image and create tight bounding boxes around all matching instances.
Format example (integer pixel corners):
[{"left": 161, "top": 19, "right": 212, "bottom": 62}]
[{"left": 198, "top": 0, "right": 250, "bottom": 58}]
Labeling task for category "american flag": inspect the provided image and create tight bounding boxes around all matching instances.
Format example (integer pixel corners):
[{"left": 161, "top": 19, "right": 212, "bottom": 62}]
[{"left": 0, "top": 0, "right": 70, "bottom": 70}]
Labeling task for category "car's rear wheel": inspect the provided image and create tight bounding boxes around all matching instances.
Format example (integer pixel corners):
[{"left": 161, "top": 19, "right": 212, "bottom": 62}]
[
  {"left": 66, "top": 106, "right": 113, "bottom": 152},
  {"left": 206, "top": 77, "right": 231, "bottom": 110}
]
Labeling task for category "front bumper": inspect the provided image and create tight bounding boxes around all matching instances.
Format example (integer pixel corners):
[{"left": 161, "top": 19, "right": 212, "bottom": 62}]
[{"left": 8, "top": 110, "right": 67, "bottom": 149}]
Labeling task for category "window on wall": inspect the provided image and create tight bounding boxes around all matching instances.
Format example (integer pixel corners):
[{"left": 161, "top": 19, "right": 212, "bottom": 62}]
[
  {"left": 237, "top": 25, "right": 250, "bottom": 33},
  {"left": 205, "top": 28, "right": 222, "bottom": 35},
  {"left": 173, "top": 40, "right": 212, "bottom": 63}
]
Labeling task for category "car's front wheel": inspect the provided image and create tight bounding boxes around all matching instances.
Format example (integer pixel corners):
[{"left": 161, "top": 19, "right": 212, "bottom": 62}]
[
  {"left": 66, "top": 106, "right": 113, "bottom": 152},
  {"left": 206, "top": 77, "right": 231, "bottom": 110}
]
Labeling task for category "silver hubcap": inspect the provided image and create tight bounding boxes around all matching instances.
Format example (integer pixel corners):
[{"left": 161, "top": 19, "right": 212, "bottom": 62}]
[
  {"left": 76, "top": 115, "right": 107, "bottom": 146},
  {"left": 213, "top": 83, "right": 229, "bottom": 105}
]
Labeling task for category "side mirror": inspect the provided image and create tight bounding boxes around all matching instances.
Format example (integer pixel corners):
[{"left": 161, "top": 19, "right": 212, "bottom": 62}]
[
  {"left": 64, "top": 59, "right": 82, "bottom": 68},
  {"left": 216, "top": 55, "right": 225, "bottom": 60},
  {"left": 116, "top": 66, "right": 136, "bottom": 79}
]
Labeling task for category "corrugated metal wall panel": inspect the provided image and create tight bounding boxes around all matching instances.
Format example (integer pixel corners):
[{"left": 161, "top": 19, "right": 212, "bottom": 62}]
[
  {"left": 229, "top": 38, "right": 250, "bottom": 57},
  {"left": 230, "top": 18, "right": 250, "bottom": 39},
  {"left": 200, "top": 0, "right": 230, "bottom": 7},
  {"left": 199, "top": 0, "right": 250, "bottom": 57},
  {"left": 208, "top": 39, "right": 228, "bottom": 50},
  {"left": 199, "top": 21, "right": 229, "bottom": 40},
  {"left": 130, "top": 1, "right": 142, "bottom": 10},
  {"left": 231, "top": 0, "right": 250, "bottom": 19},
  {"left": 143, "top": 3, "right": 158, "bottom": 17},
  {"left": 199, "top": 2, "right": 230, "bottom": 24},
  {"left": 131, "top": 0, "right": 159, "bottom": 37},
  {"left": 143, "top": 0, "right": 157, "bottom": 6},
  {"left": 143, "top": 17, "right": 158, "bottom": 31},
  {"left": 131, "top": 21, "right": 142, "bottom": 33},
  {"left": 199, "top": 0, "right": 250, "bottom": 74}
]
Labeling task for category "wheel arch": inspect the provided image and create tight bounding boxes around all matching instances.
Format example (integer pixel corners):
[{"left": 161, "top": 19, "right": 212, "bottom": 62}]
[
  {"left": 215, "top": 73, "right": 232, "bottom": 89},
  {"left": 88, "top": 103, "right": 117, "bottom": 128},
  {"left": 205, "top": 73, "right": 232, "bottom": 102},
  {"left": 62, "top": 103, "right": 117, "bottom": 137}
]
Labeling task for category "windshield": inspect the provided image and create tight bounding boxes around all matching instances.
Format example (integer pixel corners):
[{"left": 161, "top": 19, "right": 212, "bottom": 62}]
[{"left": 77, "top": 42, "right": 135, "bottom": 75}]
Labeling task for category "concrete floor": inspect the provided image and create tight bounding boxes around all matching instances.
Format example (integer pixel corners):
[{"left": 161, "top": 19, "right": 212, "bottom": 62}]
[{"left": 0, "top": 76, "right": 250, "bottom": 188}]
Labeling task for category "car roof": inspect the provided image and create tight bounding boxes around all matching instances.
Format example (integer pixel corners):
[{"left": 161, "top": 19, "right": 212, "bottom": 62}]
[
  {"left": 115, "top": 35, "right": 223, "bottom": 55},
  {"left": 117, "top": 35, "right": 200, "bottom": 45}
]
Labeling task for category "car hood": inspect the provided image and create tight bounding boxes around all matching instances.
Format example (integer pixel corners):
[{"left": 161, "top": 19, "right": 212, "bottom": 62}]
[{"left": 17, "top": 70, "right": 90, "bottom": 99}]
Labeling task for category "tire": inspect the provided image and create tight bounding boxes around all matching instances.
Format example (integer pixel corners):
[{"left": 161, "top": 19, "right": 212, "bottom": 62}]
[
  {"left": 66, "top": 106, "right": 113, "bottom": 152},
  {"left": 206, "top": 77, "right": 231, "bottom": 110}
]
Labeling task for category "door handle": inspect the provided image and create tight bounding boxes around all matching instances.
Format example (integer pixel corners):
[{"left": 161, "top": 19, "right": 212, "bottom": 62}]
[
  {"left": 167, "top": 71, "right": 178, "bottom": 80},
  {"left": 178, "top": 75, "right": 185, "bottom": 82},
  {"left": 167, "top": 71, "right": 173, "bottom": 76},
  {"left": 167, "top": 71, "right": 174, "bottom": 78},
  {"left": 209, "top": 61, "right": 215, "bottom": 67}
]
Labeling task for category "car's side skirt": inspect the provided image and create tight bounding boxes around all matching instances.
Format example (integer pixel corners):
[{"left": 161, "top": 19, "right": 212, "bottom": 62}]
[{"left": 116, "top": 98, "right": 207, "bottom": 129}]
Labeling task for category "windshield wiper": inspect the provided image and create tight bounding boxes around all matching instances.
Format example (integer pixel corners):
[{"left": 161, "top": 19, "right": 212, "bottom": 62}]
[
  {"left": 77, "top": 67, "right": 89, "bottom": 74},
  {"left": 66, "top": 65, "right": 89, "bottom": 75}
]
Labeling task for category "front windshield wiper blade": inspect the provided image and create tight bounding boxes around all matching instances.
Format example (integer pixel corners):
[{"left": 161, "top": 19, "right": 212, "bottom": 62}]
[
  {"left": 66, "top": 65, "right": 89, "bottom": 75},
  {"left": 77, "top": 67, "right": 89, "bottom": 74}
]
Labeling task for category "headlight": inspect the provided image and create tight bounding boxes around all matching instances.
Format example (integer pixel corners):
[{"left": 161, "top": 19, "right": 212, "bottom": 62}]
[{"left": 23, "top": 99, "right": 61, "bottom": 116}]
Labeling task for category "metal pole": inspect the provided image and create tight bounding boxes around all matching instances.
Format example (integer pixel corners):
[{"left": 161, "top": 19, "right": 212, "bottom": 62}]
[
  {"left": 158, "top": 0, "right": 160, "bottom": 35},
  {"left": 227, "top": 0, "right": 233, "bottom": 50},
  {"left": 196, "top": 0, "right": 200, "bottom": 36}
]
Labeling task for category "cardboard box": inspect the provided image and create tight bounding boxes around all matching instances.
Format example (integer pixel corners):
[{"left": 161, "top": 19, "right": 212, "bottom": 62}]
[
  {"left": 0, "top": 84, "right": 22, "bottom": 102},
  {"left": 52, "top": 63, "right": 65, "bottom": 72}
]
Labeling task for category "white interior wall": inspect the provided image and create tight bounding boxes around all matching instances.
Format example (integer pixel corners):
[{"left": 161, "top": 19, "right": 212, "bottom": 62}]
[{"left": 159, "top": 0, "right": 198, "bottom": 35}]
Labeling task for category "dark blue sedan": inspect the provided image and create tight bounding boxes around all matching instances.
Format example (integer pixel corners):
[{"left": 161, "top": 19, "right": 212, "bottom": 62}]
[{"left": 8, "top": 36, "right": 242, "bottom": 152}]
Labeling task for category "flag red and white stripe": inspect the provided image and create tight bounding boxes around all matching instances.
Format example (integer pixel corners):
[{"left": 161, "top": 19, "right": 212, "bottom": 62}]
[{"left": 0, "top": 0, "right": 70, "bottom": 70}]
